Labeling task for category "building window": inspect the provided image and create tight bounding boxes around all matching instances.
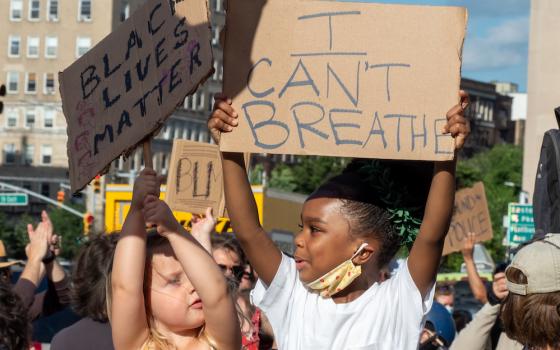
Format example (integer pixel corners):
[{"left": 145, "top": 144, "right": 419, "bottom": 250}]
[
  {"left": 7, "top": 72, "right": 19, "bottom": 93},
  {"left": 25, "top": 108, "right": 36, "bottom": 128},
  {"left": 3, "top": 144, "right": 16, "bottom": 164},
  {"left": 24, "top": 145, "right": 34, "bottom": 165},
  {"left": 8, "top": 36, "right": 21, "bottom": 57},
  {"left": 212, "top": 60, "right": 219, "bottom": 81},
  {"left": 44, "top": 73, "right": 55, "bottom": 94},
  {"left": 76, "top": 37, "right": 91, "bottom": 57},
  {"left": 41, "top": 145, "right": 52, "bottom": 165},
  {"left": 214, "top": 0, "right": 223, "bottom": 13},
  {"left": 161, "top": 154, "right": 168, "bottom": 172},
  {"left": 43, "top": 108, "right": 55, "bottom": 128},
  {"left": 29, "top": 0, "right": 40, "bottom": 20},
  {"left": 212, "top": 26, "right": 220, "bottom": 47},
  {"left": 78, "top": 0, "right": 92, "bottom": 21},
  {"left": 25, "top": 73, "right": 37, "bottom": 94},
  {"left": 27, "top": 36, "right": 40, "bottom": 58},
  {"left": 45, "top": 36, "right": 58, "bottom": 58},
  {"left": 207, "top": 93, "right": 214, "bottom": 112},
  {"left": 6, "top": 109, "right": 18, "bottom": 128},
  {"left": 41, "top": 183, "right": 50, "bottom": 196},
  {"left": 10, "top": 0, "right": 23, "bottom": 20},
  {"left": 120, "top": 2, "right": 130, "bottom": 21},
  {"left": 47, "top": 0, "right": 58, "bottom": 21}
]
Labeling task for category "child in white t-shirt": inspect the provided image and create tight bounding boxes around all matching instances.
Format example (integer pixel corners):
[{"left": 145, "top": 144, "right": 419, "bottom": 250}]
[{"left": 207, "top": 91, "right": 470, "bottom": 350}]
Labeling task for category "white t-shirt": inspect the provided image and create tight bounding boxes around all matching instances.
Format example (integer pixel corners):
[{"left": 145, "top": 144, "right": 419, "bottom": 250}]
[{"left": 251, "top": 254, "right": 435, "bottom": 350}]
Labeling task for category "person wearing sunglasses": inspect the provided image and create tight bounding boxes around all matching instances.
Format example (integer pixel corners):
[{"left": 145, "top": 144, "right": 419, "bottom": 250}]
[{"left": 211, "top": 234, "right": 246, "bottom": 285}]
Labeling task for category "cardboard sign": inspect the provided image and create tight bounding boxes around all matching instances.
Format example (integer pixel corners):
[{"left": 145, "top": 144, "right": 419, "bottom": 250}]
[
  {"left": 60, "top": 0, "right": 213, "bottom": 192},
  {"left": 220, "top": 0, "right": 467, "bottom": 160},
  {"left": 443, "top": 182, "right": 493, "bottom": 256},
  {"left": 165, "top": 140, "right": 226, "bottom": 217}
]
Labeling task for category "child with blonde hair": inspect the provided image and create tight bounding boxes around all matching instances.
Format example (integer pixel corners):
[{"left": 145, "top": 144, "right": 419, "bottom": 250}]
[{"left": 110, "top": 168, "right": 241, "bottom": 350}]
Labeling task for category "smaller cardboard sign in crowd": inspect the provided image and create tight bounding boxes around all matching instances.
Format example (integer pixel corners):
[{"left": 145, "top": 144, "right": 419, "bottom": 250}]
[
  {"left": 166, "top": 140, "right": 226, "bottom": 217},
  {"left": 443, "top": 182, "right": 493, "bottom": 255},
  {"left": 60, "top": 0, "right": 213, "bottom": 192}
]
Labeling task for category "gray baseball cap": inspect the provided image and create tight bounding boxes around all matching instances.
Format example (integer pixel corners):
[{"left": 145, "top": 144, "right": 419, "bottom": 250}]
[{"left": 506, "top": 233, "right": 560, "bottom": 295}]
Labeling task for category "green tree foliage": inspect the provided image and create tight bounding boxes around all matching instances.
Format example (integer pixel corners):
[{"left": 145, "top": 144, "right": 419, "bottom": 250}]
[
  {"left": 0, "top": 205, "right": 85, "bottom": 261},
  {"left": 266, "top": 156, "right": 349, "bottom": 194},
  {"left": 48, "top": 205, "right": 85, "bottom": 260},
  {"left": 441, "top": 144, "right": 523, "bottom": 271},
  {"left": 0, "top": 212, "right": 32, "bottom": 260}
]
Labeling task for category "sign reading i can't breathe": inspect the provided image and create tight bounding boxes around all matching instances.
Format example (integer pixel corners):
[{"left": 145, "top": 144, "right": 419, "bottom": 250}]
[
  {"left": 220, "top": 0, "right": 467, "bottom": 160},
  {"left": 59, "top": 0, "right": 213, "bottom": 193}
]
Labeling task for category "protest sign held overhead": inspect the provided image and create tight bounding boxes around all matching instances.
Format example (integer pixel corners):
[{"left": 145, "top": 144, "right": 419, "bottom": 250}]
[
  {"left": 166, "top": 140, "right": 226, "bottom": 217},
  {"left": 60, "top": 0, "right": 213, "bottom": 192},
  {"left": 443, "top": 182, "right": 493, "bottom": 256},
  {"left": 220, "top": 0, "right": 467, "bottom": 160}
]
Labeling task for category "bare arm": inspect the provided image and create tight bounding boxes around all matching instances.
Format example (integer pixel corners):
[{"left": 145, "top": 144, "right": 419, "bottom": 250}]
[
  {"left": 143, "top": 196, "right": 241, "bottom": 350},
  {"left": 408, "top": 160, "right": 456, "bottom": 297},
  {"left": 190, "top": 207, "right": 216, "bottom": 253},
  {"left": 111, "top": 169, "right": 159, "bottom": 350},
  {"left": 408, "top": 91, "right": 470, "bottom": 298},
  {"left": 462, "top": 232, "right": 488, "bottom": 304},
  {"left": 209, "top": 95, "right": 282, "bottom": 285}
]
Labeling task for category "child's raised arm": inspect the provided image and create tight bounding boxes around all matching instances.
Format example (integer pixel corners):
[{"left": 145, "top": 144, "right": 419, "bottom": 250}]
[
  {"left": 142, "top": 196, "right": 241, "bottom": 350},
  {"left": 408, "top": 90, "right": 470, "bottom": 298},
  {"left": 208, "top": 94, "right": 282, "bottom": 285},
  {"left": 111, "top": 169, "right": 159, "bottom": 350}
]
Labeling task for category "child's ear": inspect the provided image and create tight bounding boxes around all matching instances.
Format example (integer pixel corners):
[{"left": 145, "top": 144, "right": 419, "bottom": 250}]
[{"left": 353, "top": 245, "right": 376, "bottom": 265}]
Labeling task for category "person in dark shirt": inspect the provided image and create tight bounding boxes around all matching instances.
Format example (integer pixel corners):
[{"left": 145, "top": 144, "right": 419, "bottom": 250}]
[{"left": 51, "top": 233, "right": 119, "bottom": 350}]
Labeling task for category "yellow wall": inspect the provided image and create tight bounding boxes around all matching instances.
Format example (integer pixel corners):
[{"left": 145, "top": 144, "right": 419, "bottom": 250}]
[{"left": 105, "top": 184, "right": 264, "bottom": 233}]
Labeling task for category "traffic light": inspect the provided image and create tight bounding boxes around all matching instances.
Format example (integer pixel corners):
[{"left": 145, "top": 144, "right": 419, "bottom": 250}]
[
  {"left": 83, "top": 213, "right": 94, "bottom": 235},
  {"left": 56, "top": 190, "right": 65, "bottom": 203},
  {"left": 0, "top": 84, "right": 5, "bottom": 114},
  {"left": 92, "top": 175, "right": 101, "bottom": 193}
]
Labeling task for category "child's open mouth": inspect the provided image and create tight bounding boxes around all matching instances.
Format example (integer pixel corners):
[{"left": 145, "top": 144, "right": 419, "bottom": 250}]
[{"left": 294, "top": 257, "right": 309, "bottom": 271}]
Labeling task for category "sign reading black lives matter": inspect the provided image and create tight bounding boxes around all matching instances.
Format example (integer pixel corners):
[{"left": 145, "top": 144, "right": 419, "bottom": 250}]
[
  {"left": 60, "top": 0, "right": 213, "bottom": 192},
  {"left": 221, "top": 0, "right": 467, "bottom": 160}
]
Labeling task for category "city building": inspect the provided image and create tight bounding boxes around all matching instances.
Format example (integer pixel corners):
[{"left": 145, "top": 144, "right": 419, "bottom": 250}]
[
  {"left": 459, "top": 78, "right": 514, "bottom": 157},
  {"left": 522, "top": 0, "right": 560, "bottom": 200},
  {"left": 493, "top": 81, "right": 527, "bottom": 147},
  {"left": 0, "top": 0, "right": 122, "bottom": 213}
]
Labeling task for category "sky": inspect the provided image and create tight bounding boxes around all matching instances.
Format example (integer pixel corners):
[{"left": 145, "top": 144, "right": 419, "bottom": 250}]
[{"left": 346, "top": 0, "right": 531, "bottom": 92}]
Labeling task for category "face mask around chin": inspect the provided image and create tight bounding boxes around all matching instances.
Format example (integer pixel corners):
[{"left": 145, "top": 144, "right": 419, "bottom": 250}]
[{"left": 305, "top": 243, "right": 369, "bottom": 298}]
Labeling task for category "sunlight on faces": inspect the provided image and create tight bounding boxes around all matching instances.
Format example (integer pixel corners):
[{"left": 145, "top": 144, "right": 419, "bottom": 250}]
[
  {"left": 147, "top": 245, "right": 205, "bottom": 333},
  {"left": 295, "top": 197, "right": 364, "bottom": 283}
]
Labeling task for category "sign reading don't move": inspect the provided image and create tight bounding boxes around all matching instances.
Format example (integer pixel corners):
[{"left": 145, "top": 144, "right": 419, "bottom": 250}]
[
  {"left": 443, "top": 182, "right": 493, "bottom": 256},
  {"left": 60, "top": 0, "right": 213, "bottom": 193},
  {"left": 221, "top": 0, "right": 467, "bottom": 160}
]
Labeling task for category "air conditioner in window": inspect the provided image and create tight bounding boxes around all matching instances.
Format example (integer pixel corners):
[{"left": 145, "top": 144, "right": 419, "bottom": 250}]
[
  {"left": 46, "top": 87, "right": 55, "bottom": 95},
  {"left": 79, "top": 15, "right": 91, "bottom": 21}
]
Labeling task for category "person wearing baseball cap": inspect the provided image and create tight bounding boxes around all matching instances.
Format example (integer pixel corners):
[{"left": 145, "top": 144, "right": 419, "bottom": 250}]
[{"left": 501, "top": 233, "right": 560, "bottom": 350}]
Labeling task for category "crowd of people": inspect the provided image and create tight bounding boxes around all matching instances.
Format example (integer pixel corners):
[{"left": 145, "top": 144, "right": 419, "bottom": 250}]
[{"left": 0, "top": 91, "right": 559, "bottom": 350}]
